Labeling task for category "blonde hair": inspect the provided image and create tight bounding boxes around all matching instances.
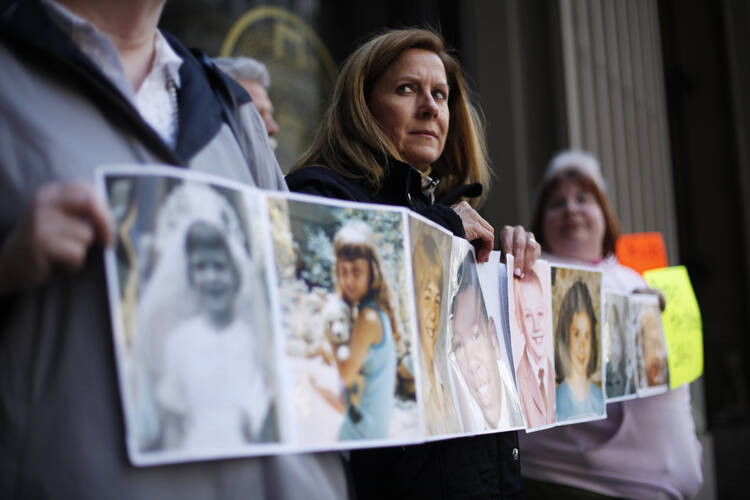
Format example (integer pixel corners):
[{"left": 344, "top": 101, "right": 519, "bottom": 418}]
[
  {"left": 292, "top": 28, "right": 491, "bottom": 206},
  {"left": 412, "top": 233, "right": 443, "bottom": 294},
  {"left": 333, "top": 222, "right": 400, "bottom": 343}
]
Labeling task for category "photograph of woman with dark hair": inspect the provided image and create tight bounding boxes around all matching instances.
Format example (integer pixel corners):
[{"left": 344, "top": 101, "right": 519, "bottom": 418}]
[{"left": 553, "top": 280, "right": 605, "bottom": 422}]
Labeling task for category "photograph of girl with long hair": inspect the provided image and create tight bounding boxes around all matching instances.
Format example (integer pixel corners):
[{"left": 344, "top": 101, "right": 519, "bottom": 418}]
[
  {"left": 321, "top": 220, "right": 399, "bottom": 440},
  {"left": 552, "top": 276, "right": 605, "bottom": 423},
  {"left": 270, "top": 198, "right": 414, "bottom": 445}
]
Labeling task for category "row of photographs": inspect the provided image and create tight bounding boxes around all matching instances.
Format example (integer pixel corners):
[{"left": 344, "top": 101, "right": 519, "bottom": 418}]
[{"left": 98, "top": 166, "right": 670, "bottom": 466}]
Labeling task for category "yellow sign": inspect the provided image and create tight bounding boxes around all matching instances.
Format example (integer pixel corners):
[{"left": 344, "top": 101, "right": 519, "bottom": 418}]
[{"left": 643, "top": 266, "right": 703, "bottom": 388}]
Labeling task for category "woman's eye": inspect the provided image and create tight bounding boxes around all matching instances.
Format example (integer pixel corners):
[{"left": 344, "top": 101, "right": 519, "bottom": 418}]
[
  {"left": 578, "top": 192, "right": 596, "bottom": 204},
  {"left": 397, "top": 83, "right": 414, "bottom": 94},
  {"left": 433, "top": 89, "right": 447, "bottom": 100}
]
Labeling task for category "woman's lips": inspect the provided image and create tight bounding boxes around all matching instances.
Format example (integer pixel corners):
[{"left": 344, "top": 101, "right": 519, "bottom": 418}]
[{"left": 411, "top": 130, "right": 437, "bottom": 138}]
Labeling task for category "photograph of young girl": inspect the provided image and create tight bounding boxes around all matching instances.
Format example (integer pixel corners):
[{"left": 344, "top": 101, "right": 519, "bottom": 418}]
[
  {"left": 269, "top": 195, "right": 417, "bottom": 446},
  {"left": 102, "top": 169, "right": 279, "bottom": 465},
  {"left": 550, "top": 266, "right": 606, "bottom": 424},
  {"left": 630, "top": 294, "right": 670, "bottom": 396},
  {"left": 409, "top": 215, "right": 461, "bottom": 437},
  {"left": 604, "top": 291, "right": 637, "bottom": 401}
]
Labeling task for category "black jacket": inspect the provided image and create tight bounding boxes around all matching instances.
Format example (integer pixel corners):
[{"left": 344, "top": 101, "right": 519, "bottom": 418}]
[
  {"left": 286, "top": 161, "right": 467, "bottom": 237},
  {"left": 287, "top": 161, "right": 521, "bottom": 500}
]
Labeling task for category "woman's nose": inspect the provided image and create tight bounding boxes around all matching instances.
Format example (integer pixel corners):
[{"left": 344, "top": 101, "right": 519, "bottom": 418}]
[{"left": 418, "top": 94, "right": 439, "bottom": 118}]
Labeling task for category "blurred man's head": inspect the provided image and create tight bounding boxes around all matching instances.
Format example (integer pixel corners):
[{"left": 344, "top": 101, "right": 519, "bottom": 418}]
[{"left": 214, "top": 57, "right": 280, "bottom": 142}]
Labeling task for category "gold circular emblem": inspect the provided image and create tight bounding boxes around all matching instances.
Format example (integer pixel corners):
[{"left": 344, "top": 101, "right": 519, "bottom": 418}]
[{"left": 221, "top": 7, "right": 337, "bottom": 172}]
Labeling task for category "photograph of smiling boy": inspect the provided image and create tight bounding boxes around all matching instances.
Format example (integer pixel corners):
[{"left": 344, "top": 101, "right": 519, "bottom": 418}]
[
  {"left": 269, "top": 197, "right": 417, "bottom": 444},
  {"left": 409, "top": 216, "right": 460, "bottom": 436},
  {"left": 510, "top": 260, "right": 556, "bottom": 429},
  {"left": 105, "top": 175, "right": 279, "bottom": 463},
  {"left": 448, "top": 242, "right": 524, "bottom": 432},
  {"left": 550, "top": 266, "right": 605, "bottom": 423},
  {"left": 604, "top": 291, "right": 637, "bottom": 400}
]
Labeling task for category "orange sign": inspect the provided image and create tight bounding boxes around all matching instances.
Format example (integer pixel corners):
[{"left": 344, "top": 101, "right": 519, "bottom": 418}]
[{"left": 615, "top": 232, "right": 668, "bottom": 275}]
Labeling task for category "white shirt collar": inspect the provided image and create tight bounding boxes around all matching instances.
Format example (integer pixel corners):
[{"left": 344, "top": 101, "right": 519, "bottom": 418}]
[
  {"left": 41, "top": 0, "right": 182, "bottom": 95},
  {"left": 41, "top": 0, "right": 184, "bottom": 146},
  {"left": 525, "top": 347, "right": 546, "bottom": 382}
]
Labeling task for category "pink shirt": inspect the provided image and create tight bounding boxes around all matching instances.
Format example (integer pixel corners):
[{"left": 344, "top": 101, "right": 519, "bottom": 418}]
[{"left": 520, "top": 255, "right": 703, "bottom": 499}]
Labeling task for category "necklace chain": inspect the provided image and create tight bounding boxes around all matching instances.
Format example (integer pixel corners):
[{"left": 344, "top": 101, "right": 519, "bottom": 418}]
[{"left": 164, "top": 66, "right": 179, "bottom": 135}]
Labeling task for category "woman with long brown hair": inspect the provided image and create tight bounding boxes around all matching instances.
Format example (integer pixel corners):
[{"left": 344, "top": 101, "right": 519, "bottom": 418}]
[{"left": 287, "top": 27, "right": 538, "bottom": 500}]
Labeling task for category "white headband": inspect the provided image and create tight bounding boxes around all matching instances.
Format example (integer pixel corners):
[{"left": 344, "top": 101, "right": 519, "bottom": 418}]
[{"left": 543, "top": 150, "right": 606, "bottom": 192}]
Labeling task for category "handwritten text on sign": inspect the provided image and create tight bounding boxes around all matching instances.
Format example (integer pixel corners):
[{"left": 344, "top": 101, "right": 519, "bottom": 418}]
[{"left": 643, "top": 266, "right": 703, "bottom": 388}]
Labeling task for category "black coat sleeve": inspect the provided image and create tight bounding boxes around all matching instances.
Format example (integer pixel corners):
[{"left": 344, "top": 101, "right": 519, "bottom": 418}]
[
  {"left": 285, "top": 166, "right": 367, "bottom": 201},
  {"left": 417, "top": 203, "right": 465, "bottom": 238}
]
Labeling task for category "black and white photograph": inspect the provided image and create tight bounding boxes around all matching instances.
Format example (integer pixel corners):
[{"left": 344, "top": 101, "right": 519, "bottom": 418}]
[
  {"left": 100, "top": 166, "right": 281, "bottom": 465},
  {"left": 603, "top": 291, "right": 637, "bottom": 401}
]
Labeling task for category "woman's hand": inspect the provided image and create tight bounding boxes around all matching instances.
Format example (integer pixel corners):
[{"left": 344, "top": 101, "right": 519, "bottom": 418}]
[
  {"left": 498, "top": 225, "right": 541, "bottom": 278},
  {"left": 451, "top": 201, "right": 494, "bottom": 262},
  {"left": 0, "top": 181, "right": 113, "bottom": 294},
  {"left": 633, "top": 287, "right": 667, "bottom": 311}
]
